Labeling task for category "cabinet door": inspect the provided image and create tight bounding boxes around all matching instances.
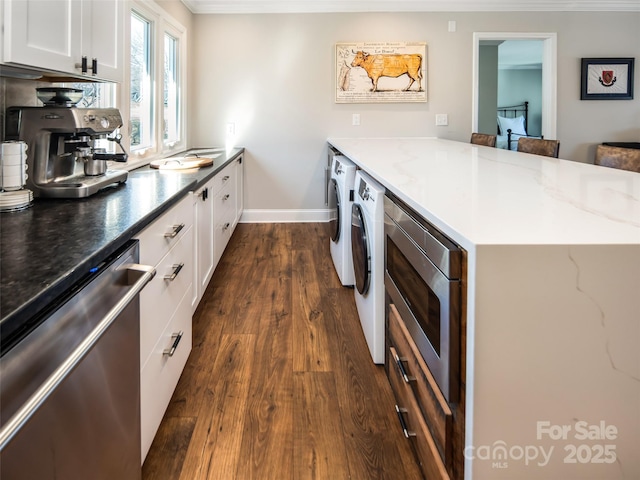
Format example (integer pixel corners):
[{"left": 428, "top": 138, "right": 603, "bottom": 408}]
[
  {"left": 2, "top": 0, "right": 123, "bottom": 81},
  {"left": 193, "top": 178, "right": 215, "bottom": 312},
  {"left": 3, "top": 0, "right": 81, "bottom": 73},
  {"left": 82, "top": 0, "right": 124, "bottom": 82},
  {"left": 234, "top": 155, "right": 244, "bottom": 228}
]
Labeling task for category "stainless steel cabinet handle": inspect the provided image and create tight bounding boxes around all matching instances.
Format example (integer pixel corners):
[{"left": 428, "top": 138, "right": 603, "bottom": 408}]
[
  {"left": 222, "top": 175, "right": 230, "bottom": 182},
  {"left": 395, "top": 405, "right": 416, "bottom": 439},
  {"left": 164, "top": 223, "right": 185, "bottom": 238},
  {"left": 163, "top": 331, "right": 184, "bottom": 357},
  {"left": 391, "top": 347, "right": 415, "bottom": 383},
  {"left": 223, "top": 222, "right": 231, "bottom": 231},
  {"left": 222, "top": 194, "right": 230, "bottom": 201},
  {"left": 164, "top": 263, "right": 184, "bottom": 281},
  {"left": 0, "top": 263, "right": 156, "bottom": 452}
]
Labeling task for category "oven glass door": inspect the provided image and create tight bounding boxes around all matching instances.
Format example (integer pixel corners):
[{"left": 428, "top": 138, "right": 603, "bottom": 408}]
[
  {"left": 387, "top": 239, "right": 441, "bottom": 355},
  {"left": 328, "top": 178, "right": 340, "bottom": 242},
  {"left": 385, "top": 221, "right": 460, "bottom": 402},
  {"left": 351, "top": 203, "right": 370, "bottom": 295}
]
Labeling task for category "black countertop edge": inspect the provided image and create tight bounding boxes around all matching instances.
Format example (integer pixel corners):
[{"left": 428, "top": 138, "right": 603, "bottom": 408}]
[{"left": 0, "top": 147, "right": 244, "bottom": 349}]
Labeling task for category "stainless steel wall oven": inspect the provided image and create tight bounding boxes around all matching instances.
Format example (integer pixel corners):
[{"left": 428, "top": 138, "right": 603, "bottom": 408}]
[{"left": 384, "top": 192, "right": 462, "bottom": 402}]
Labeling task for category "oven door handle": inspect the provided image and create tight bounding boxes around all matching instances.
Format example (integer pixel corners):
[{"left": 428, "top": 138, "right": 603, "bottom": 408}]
[{"left": 0, "top": 263, "right": 156, "bottom": 452}]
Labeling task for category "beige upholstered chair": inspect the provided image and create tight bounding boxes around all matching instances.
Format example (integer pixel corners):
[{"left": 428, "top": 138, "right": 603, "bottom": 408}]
[
  {"left": 594, "top": 145, "right": 640, "bottom": 173},
  {"left": 516, "top": 137, "right": 560, "bottom": 158},
  {"left": 470, "top": 133, "right": 497, "bottom": 147}
]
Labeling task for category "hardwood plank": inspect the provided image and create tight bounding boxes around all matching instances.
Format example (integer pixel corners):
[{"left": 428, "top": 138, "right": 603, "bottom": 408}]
[
  {"left": 290, "top": 223, "right": 340, "bottom": 289},
  {"left": 293, "top": 371, "right": 351, "bottom": 479},
  {"left": 235, "top": 277, "right": 294, "bottom": 479},
  {"left": 216, "top": 224, "right": 292, "bottom": 335},
  {"left": 178, "top": 334, "right": 255, "bottom": 480},
  {"left": 292, "top": 249, "right": 331, "bottom": 373},
  {"left": 323, "top": 287, "right": 424, "bottom": 479},
  {"left": 142, "top": 417, "right": 196, "bottom": 480}
]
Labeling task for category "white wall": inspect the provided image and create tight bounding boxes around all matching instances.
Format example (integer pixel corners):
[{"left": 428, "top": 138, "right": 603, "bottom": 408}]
[{"left": 190, "top": 11, "right": 640, "bottom": 215}]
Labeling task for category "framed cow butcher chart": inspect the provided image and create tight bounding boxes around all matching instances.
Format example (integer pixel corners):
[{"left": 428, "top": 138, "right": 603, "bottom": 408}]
[{"left": 336, "top": 42, "right": 427, "bottom": 103}]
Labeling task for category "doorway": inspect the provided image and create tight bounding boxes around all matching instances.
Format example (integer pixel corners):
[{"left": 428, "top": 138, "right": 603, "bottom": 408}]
[{"left": 472, "top": 32, "right": 557, "bottom": 143}]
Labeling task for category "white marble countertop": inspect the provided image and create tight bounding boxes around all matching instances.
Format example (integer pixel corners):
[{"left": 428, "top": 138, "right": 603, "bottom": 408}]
[{"left": 328, "top": 137, "right": 640, "bottom": 249}]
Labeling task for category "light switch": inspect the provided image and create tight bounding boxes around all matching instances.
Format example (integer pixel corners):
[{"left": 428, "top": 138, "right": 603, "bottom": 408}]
[{"left": 435, "top": 114, "right": 448, "bottom": 126}]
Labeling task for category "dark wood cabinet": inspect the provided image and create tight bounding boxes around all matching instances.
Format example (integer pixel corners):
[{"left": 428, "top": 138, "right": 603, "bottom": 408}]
[{"left": 386, "top": 302, "right": 466, "bottom": 480}]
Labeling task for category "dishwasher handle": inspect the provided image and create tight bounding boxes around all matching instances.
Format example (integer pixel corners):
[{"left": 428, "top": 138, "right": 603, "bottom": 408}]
[{"left": 0, "top": 263, "right": 156, "bottom": 452}]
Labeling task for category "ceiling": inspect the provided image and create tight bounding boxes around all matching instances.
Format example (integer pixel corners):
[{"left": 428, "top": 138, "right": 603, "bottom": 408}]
[{"left": 180, "top": 0, "right": 640, "bottom": 14}]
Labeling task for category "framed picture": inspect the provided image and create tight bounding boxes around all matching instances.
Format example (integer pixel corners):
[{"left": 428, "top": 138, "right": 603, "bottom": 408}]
[
  {"left": 581, "top": 58, "right": 634, "bottom": 100},
  {"left": 335, "top": 42, "right": 427, "bottom": 103}
]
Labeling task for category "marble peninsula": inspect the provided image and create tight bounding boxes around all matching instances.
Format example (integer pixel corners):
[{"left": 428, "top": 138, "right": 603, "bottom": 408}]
[{"left": 328, "top": 137, "right": 640, "bottom": 480}]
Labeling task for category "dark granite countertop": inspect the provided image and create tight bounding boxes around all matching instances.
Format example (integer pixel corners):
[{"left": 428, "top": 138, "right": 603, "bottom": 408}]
[{"left": 0, "top": 147, "right": 243, "bottom": 349}]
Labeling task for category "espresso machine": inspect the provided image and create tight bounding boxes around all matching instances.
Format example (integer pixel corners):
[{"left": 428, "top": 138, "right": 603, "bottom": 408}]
[{"left": 5, "top": 89, "right": 128, "bottom": 198}]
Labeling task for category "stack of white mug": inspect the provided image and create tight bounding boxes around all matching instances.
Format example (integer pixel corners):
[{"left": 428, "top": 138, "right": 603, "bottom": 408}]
[{"left": 1, "top": 141, "right": 33, "bottom": 211}]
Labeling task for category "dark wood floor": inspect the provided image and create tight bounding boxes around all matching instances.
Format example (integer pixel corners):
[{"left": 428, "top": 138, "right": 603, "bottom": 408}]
[{"left": 142, "top": 223, "right": 422, "bottom": 480}]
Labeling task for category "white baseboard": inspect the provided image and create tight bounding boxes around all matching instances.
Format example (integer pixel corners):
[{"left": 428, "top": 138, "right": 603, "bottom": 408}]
[{"left": 239, "top": 209, "right": 331, "bottom": 223}]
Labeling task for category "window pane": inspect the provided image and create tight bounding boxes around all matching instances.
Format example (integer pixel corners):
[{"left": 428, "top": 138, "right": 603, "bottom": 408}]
[
  {"left": 163, "top": 33, "right": 179, "bottom": 145},
  {"left": 130, "top": 12, "right": 152, "bottom": 151},
  {"left": 67, "top": 83, "right": 117, "bottom": 108}
]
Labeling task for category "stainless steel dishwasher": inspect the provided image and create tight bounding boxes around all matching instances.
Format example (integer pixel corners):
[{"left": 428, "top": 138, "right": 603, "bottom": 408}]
[{"left": 0, "top": 240, "right": 155, "bottom": 480}]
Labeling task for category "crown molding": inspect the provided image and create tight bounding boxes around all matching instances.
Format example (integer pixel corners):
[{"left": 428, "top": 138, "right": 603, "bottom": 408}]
[{"left": 180, "top": 0, "right": 640, "bottom": 14}]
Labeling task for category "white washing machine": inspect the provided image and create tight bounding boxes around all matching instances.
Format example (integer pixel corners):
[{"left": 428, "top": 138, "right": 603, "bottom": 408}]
[
  {"left": 350, "top": 170, "right": 385, "bottom": 364},
  {"left": 328, "top": 155, "right": 357, "bottom": 286}
]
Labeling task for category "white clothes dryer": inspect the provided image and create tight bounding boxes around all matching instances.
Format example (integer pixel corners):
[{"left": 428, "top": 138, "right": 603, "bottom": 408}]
[
  {"left": 328, "top": 155, "right": 357, "bottom": 286},
  {"left": 350, "top": 170, "right": 385, "bottom": 364}
]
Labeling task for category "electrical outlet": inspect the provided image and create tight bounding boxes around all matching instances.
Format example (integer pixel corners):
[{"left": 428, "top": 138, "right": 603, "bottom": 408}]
[
  {"left": 226, "top": 122, "right": 235, "bottom": 135},
  {"left": 352, "top": 113, "right": 360, "bottom": 126},
  {"left": 435, "top": 114, "right": 448, "bottom": 126}
]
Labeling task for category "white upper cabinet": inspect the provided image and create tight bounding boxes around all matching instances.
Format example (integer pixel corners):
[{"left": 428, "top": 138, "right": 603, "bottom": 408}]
[
  {"left": 82, "top": 0, "right": 124, "bottom": 82},
  {"left": 2, "top": 0, "right": 124, "bottom": 82}
]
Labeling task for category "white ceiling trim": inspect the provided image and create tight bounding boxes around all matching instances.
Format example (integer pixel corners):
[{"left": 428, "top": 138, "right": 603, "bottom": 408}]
[{"left": 180, "top": 0, "right": 640, "bottom": 14}]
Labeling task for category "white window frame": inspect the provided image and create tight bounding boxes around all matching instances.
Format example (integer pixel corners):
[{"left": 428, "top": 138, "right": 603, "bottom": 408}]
[{"left": 122, "top": 0, "right": 187, "bottom": 170}]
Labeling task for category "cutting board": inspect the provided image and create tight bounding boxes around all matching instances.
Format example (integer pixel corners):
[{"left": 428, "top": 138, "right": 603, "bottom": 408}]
[{"left": 150, "top": 156, "right": 214, "bottom": 170}]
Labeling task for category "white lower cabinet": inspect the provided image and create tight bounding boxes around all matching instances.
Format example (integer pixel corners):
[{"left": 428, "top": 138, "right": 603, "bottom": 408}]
[
  {"left": 234, "top": 155, "right": 244, "bottom": 228},
  {"left": 192, "top": 177, "right": 215, "bottom": 312},
  {"left": 135, "top": 156, "right": 244, "bottom": 461},
  {"left": 135, "top": 194, "right": 194, "bottom": 462},
  {"left": 213, "top": 173, "right": 235, "bottom": 266},
  {"left": 140, "top": 284, "right": 192, "bottom": 459},
  {"left": 192, "top": 155, "right": 244, "bottom": 309}
]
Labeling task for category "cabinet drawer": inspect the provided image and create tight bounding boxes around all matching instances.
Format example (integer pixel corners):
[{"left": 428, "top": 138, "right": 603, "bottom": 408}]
[
  {"left": 213, "top": 180, "right": 234, "bottom": 214},
  {"left": 140, "top": 225, "right": 193, "bottom": 365},
  {"left": 136, "top": 194, "right": 193, "bottom": 267},
  {"left": 389, "top": 345, "right": 450, "bottom": 480},
  {"left": 212, "top": 161, "right": 235, "bottom": 195},
  {"left": 388, "top": 303, "right": 453, "bottom": 466},
  {"left": 140, "top": 285, "right": 193, "bottom": 461}
]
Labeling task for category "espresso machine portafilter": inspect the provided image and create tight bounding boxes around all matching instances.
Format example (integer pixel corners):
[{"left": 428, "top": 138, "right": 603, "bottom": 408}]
[{"left": 4, "top": 106, "right": 129, "bottom": 198}]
